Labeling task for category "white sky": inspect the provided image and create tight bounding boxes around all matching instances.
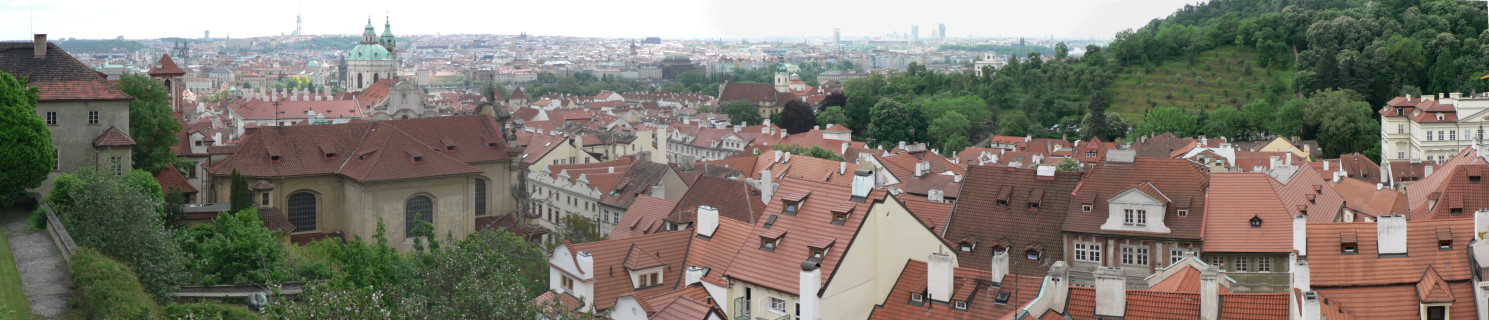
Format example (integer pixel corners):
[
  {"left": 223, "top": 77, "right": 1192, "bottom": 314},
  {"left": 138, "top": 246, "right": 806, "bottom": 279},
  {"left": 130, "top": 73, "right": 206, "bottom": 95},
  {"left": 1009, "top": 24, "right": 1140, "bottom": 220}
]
[{"left": 0, "top": 0, "right": 1203, "bottom": 41}]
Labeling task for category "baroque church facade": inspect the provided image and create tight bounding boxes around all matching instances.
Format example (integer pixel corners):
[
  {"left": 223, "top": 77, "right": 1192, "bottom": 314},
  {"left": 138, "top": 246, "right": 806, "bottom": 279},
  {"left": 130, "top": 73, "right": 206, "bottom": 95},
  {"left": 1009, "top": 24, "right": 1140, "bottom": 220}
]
[{"left": 345, "top": 18, "right": 398, "bottom": 91}]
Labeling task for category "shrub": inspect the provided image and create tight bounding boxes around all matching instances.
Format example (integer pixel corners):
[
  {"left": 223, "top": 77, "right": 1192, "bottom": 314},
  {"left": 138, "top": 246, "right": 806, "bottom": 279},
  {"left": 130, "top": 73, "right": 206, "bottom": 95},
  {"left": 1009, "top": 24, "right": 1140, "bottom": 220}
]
[
  {"left": 49, "top": 169, "right": 191, "bottom": 303},
  {"left": 70, "top": 247, "right": 159, "bottom": 319},
  {"left": 161, "top": 302, "right": 261, "bottom": 320},
  {"left": 27, "top": 206, "right": 46, "bottom": 231}
]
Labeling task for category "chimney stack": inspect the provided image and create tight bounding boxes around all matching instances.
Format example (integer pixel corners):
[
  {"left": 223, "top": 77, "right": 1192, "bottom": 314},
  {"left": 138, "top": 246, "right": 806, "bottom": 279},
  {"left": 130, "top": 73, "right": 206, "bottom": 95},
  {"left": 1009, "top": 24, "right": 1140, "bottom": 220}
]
[
  {"left": 1294, "top": 214, "right": 1308, "bottom": 256},
  {"left": 851, "top": 169, "right": 874, "bottom": 202},
  {"left": 1094, "top": 267, "right": 1127, "bottom": 318},
  {"left": 991, "top": 247, "right": 1009, "bottom": 282},
  {"left": 1200, "top": 266, "right": 1219, "bottom": 320},
  {"left": 576, "top": 251, "right": 594, "bottom": 277},
  {"left": 759, "top": 169, "right": 775, "bottom": 205},
  {"left": 33, "top": 34, "right": 46, "bottom": 59},
  {"left": 927, "top": 253, "right": 954, "bottom": 303},
  {"left": 1302, "top": 291, "right": 1322, "bottom": 320},
  {"left": 799, "top": 260, "right": 821, "bottom": 320},
  {"left": 685, "top": 266, "right": 704, "bottom": 286},
  {"left": 915, "top": 160, "right": 930, "bottom": 177},
  {"left": 1377, "top": 214, "right": 1407, "bottom": 255},
  {"left": 696, "top": 205, "right": 719, "bottom": 237},
  {"left": 1046, "top": 262, "right": 1070, "bottom": 313}
]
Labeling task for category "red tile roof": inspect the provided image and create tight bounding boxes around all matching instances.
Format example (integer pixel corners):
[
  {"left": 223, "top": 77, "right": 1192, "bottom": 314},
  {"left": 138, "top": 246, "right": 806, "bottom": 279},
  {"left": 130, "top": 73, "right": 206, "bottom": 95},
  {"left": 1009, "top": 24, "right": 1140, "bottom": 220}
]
[
  {"left": 92, "top": 126, "right": 137, "bottom": 147},
  {"left": 600, "top": 161, "right": 670, "bottom": 209},
  {"left": 226, "top": 97, "right": 364, "bottom": 120},
  {"left": 682, "top": 217, "right": 753, "bottom": 286},
  {"left": 944, "top": 165, "right": 1081, "bottom": 276},
  {"left": 868, "top": 259, "right": 1043, "bottom": 320},
  {"left": 1269, "top": 164, "right": 1347, "bottom": 222},
  {"left": 1062, "top": 157, "right": 1210, "bottom": 240},
  {"left": 1331, "top": 177, "right": 1406, "bottom": 218},
  {"left": 1217, "top": 293, "right": 1290, "bottom": 320},
  {"left": 560, "top": 231, "right": 693, "bottom": 311},
  {"left": 1306, "top": 219, "right": 1473, "bottom": 287},
  {"left": 147, "top": 54, "right": 186, "bottom": 77},
  {"left": 724, "top": 177, "right": 887, "bottom": 295},
  {"left": 1412, "top": 163, "right": 1489, "bottom": 220},
  {"left": 608, "top": 195, "right": 679, "bottom": 240},
  {"left": 1406, "top": 147, "right": 1485, "bottom": 213},
  {"left": 1202, "top": 173, "right": 1291, "bottom": 253},
  {"left": 256, "top": 207, "right": 296, "bottom": 233},
  {"left": 671, "top": 176, "right": 764, "bottom": 224},
  {"left": 208, "top": 116, "right": 504, "bottom": 182},
  {"left": 153, "top": 164, "right": 197, "bottom": 194},
  {"left": 897, "top": 195, "right": 953, "bottom": 235},
  {"left": 1316, "top": 282, "right": 1475, "bottom": 320},
  {"left": 0, "top": 42, "right": 133, "bottom": 101}
]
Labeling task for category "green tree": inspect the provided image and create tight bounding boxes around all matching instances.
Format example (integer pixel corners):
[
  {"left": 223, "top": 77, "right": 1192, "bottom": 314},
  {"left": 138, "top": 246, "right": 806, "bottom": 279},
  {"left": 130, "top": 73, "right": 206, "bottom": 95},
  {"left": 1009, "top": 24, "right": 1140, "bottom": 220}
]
[
  {"left": 928, "top": 111, "right": 972, "bottom": 154},
  {"left": 549, "top": 215, "right": 602, "bottom": 247},
  {"left": 779, "top": 100, "right": 817, "bottom": 134},
  {"left": 188, "top": 208, "right": 288, "bottom": 286},
  {"left": 998, "top": 111, "right": 1033, "bottom": 137},
  {"left": 116, "top": 73, "right": 182, "bottom": 172},
  {"left": 1306, "top": 89, "right": 1379, "bottom": 158},
  {"left": 1135, "top": 107, "right": 1199, "bottom": 137},
  {"left": 48, "top": 169, "right": 190, "bottom": 303},
  {"left": 0, "top": 70, "right": 53, "bottom": 206},
  {"left": 771, "top": 144, "right": 846, "bottom": 162},
  {"left": 1198, "top": 107, "right": 1249, "bottom": 139},
  {"left": 1056, "top": 158, "right": 1083, "bottom": 172},
  {"left": 1055, "top": 42, "right": 1070, "bottom": 60},
  {"left": 1082, "top": 91, "right": 1110, "bottom": 140},
  {"left": 230, "top": 169, "right": 252, "bottom": 213},
  {"left": 816, "top": 106, "right": 850, "bottom": 128},
  {"left": 721, "top": 100, "right": 763, "bottom": 125},
  {"left": 867, "top": 99, "right": 925, "bottom": 147}
]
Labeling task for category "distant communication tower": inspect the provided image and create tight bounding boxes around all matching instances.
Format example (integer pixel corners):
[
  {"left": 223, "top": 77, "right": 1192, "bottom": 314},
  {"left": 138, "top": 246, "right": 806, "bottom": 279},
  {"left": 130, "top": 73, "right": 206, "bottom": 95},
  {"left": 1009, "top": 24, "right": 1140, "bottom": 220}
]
[{"left": 293, "top": 14, "right": 303, "bottom": 36}]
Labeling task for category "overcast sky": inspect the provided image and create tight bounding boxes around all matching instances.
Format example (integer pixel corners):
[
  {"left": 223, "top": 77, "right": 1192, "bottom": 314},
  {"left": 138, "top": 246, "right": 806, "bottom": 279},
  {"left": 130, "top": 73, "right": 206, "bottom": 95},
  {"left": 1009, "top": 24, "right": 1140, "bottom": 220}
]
[{"left": 1, "top": 0, "right": 1203, "bottom": 41}]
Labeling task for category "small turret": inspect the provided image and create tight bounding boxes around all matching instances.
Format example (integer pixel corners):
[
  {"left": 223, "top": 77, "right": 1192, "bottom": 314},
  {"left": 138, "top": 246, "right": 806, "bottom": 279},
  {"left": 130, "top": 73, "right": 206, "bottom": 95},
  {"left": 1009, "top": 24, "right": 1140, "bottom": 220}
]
[
  {"left": 381, "top": 17, "right": 396, "bottom": 58},
  {"left": 362, "top": 18, "right": 377, "bottom": 44}
]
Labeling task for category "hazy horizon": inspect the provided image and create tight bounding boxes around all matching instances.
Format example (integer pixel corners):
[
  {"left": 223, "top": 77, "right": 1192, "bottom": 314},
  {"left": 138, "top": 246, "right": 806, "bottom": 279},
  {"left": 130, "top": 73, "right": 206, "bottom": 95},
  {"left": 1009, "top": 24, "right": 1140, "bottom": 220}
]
[{"left": 1, "top": 0, "right": 1201, "bottom": 42}]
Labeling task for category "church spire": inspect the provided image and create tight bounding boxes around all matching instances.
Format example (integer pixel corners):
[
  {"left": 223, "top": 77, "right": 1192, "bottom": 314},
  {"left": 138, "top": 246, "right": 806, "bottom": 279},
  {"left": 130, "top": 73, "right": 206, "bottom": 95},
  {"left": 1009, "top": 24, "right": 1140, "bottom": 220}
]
[{"left": 362, "top": 17, "right": 377, "bottom": 44}]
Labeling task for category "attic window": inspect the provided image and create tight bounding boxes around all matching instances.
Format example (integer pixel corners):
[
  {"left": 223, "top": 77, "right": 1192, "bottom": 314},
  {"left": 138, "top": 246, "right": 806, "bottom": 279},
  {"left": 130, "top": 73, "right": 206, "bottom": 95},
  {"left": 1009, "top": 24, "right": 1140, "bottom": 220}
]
[
  {"left": 412, "top": 156, "right": 423, "bottom": 163},
  {"left": 324, "top": 152, "right": 336, "bottom": 159},
  {"left": 1437, "top": 113, "right": 1446, "bottom": 121},
  {"left": 1472, "top": 176, "right": 1481, "bottom": 184},
  {"left": 1026, "top": 249, "right": 1041, "bottom": 260},
  {"left": 1177, "top": 209, "right": 1189, "bottom": 217},
  {"left": 1440, "top": 239, "right": 1454, "bottom": 250},
  {"left": 809, "top": 247, "right": 827, "bottom": 260},
  {"left": 1250, "top": 216, "right": 1263, "bottom": 228},
  {"left": 995, "top": 292, "right": 1011, "bottom": 304},
  {"left": 830, "top": 203, "right": 855, "bottom": 225},
  {"left": 445, "top": 145, "right": 457, "bottom": 151},
  {"left": 959, "top": 242, "right": 976, "bottom": 252},
  {"left": 910, "top": 292, "right": 924, "bottom": 303},
  {"left": 996, "top": 199, "right": 1008, "bottom": 206},
  {"left": 759, "top": 237, "right": 781, "bottom": 252},
  {"left": 783, "top": 200, "right": 802, "bottom": 215},
  {"left": 270, "top": 155, "right": 281, "bottom": 162},
  {"left": 953, "top": 301, "right": 967, "bottom": 310},
  {"left": 487, "top": 142, "right": 498, "bottom": 147},
  {"left": 1342, "top": 243, "right": 1357, "bottom": 254},
  {"left": 1082, "top": 204, "right": 1093, "bottom": 212},
  {"left": 1452, "top": 208, "right": 1464, "bottom": 215}
]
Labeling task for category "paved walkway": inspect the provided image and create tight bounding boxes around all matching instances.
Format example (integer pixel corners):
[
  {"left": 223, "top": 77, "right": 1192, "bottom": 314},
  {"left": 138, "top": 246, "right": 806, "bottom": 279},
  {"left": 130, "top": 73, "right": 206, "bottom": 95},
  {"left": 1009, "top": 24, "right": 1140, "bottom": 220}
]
[{"left": 4, "top": 207, "right": 70, "bottom": 318}]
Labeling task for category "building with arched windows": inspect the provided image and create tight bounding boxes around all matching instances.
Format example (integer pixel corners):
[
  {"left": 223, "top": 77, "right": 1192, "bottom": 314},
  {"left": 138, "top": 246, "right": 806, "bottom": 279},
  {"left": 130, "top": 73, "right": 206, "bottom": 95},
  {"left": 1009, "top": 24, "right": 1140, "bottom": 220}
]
[
  {"left": 345, "top": 18, "right": 398, "bottom": 91},
  {"left": 207, "top": 115, "right": 515, "bottom": 250}
]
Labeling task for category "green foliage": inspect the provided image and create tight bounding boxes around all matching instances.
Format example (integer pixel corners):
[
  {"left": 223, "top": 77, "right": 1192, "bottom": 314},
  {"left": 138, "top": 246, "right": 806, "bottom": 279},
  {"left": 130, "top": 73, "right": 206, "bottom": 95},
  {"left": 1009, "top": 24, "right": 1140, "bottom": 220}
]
[
  {"left": 998, "top": 111, "right": 1033, "bottom": 137},
  {"left": 1306, "top": 89, "right": 1380, "bottom": 158},
  {"left": 49, "top": 169, "right": 190, "bottom": 303},
  {"left": 188, "top": 209, "right": 288, "bottom": 286},
  {"left": 779, "top": 100, "right": 816, "bottom": 134},
  {"left": 1198, "top": 107, "right": 1250, "bottom": 139},
  {"left": 939, "top": 43, "right": 1056, "bottom": 57},
  {"left": 28, "top": 206, "right": 46, "bottom": 231},
  {"left": 722, "top": 100, "right": 763, "bottom": 126},
  {"left": 816, "top": 106, "right": 850, "bottom": 129},
  {"left": 117, "top": 73, "right": 182, "bottom": 173},
  {"left": 928, "top": 111, "right": 972, "bottom": 154},
  {"left": 867, "top": 99, "right": 925, "bottom": 147},
  {"left": 70, "top": 247, "right": 159, "bottom": 319},
  {"left": 526, "top": 71, "right": 643, "bottom": 97},
  {"left": 0, "top": 70, "right": 53, "bottom": 207},
  {"left": 550, "top": 215, "right": 603, "bottom": 247},
  {"left": 771, "top": 144, "right": 846, "bottom": 162},
  {"left": 1106, "top": 47, "right": 1291, "bottom": 123},
  {"left": 1135, "top": 107, "right": 1199, "bottom": 137},
  {"left": 55, "top": 39, "right": 147, "bottom": 53},
  {"left": 230, "top": 170, "right": 252, "bottom": 213},
  {"left": 1057, "top": 158, "right": 1084, "bottom": 172},
  {"left": 161, "top": 302, "right": 261, "bottom": 320}
]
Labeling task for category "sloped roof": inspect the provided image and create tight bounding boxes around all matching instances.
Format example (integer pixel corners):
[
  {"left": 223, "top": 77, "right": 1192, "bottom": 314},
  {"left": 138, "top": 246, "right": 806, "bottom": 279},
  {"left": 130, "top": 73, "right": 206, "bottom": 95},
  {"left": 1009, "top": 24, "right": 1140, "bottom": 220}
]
[
  {"left": 1202, "top": 173, "right": 1292, "bottom": 253},
  {"left": 93, "top": 126, "right": 137, "bottom": 147},
  {"left": 1062, "top": 157, "right": 1210, "bottom": 240},
  {"left": 1406, "top": 147, "right": 1485, "bottom": 213},
  {"left": 600, "top": 161, "right": 670, "bottom": 209},
  {"left": 723, "top": 177, "right": 887, "bottom": 295},
  {"left": 0, "top": 42, "right": 132, "bottom": 101},
  {"left": 1316, "top": 282, "right": 1475, "bottom": 320},
  {"left": 681, "top": 217, "right": 754, "bottom": 287},
  {"left": 154, "top": 164, "right": 197, "bottom": 194},
  {"left": 1412, "top": 163, "right": 1489, "bottom": 220},
  {"left": 208, "top": 116, "right": 504, "bottom": 182},
  {"left": 867, "top": 259, "right": 1043, "bottom": 320},
  {"left": 671, "top": 176, "right": 764, "bottom": 224},
  {"left": 147, "top": 54, "right": 186, "bottom": 77},
  {"left": 1416, "top": 266, "right": 1455, "bottom": 303},
  {"left": 943, "top": 165, "right": 1080, "bottom": 276},
  {"left": 1306, "top": 219, "right": 1472, "bottom": 287},
  {"left": 1269, "top": 164, "right": 1347, "bottom": 222},
  {"left": 608, "top": 195, "right": 679, "bottom": 240},
  {"left": 562, "top": 231, "right": 693, "bottom": 311}
]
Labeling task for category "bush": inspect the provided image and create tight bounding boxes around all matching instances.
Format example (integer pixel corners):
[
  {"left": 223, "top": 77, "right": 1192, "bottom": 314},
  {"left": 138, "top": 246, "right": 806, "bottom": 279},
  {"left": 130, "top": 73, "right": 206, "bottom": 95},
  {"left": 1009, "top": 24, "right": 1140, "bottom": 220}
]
[
  {"left": 49, "top": 169, "right": 191, "bottom": 303},
  {"left": 27, "top": 206, "right": 46, "bottom": 231},
  {"left": 70, "top": 247, "right": 159, "bottom": 319},
  {"left": 192, "top": 209, "right": 289, "bottom": 286},
  {"left": 161, "top": 302, "right": 261, "bottom": 320}
]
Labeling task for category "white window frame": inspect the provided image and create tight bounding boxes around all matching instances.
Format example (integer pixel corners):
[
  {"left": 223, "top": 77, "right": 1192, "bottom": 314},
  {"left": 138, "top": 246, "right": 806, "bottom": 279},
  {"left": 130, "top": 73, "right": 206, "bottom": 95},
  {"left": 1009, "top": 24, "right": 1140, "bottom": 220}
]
[
  {"left": 769, "top": 297, "right": 787, "bottom": 314},
  {"left": 1121, "top": 245, "right": 1148, "bottom": 266},
  {"left": 1398, "top": 124, "right": 1404, "bottom": 133},
  {"left": 1257, "top": 256, "right": 1271, "bottom": 272},
  {"left": 1075, "top": 241, "right": 1102, "bottom": 263},
  {"left": 45, "top": 111, "right": 57, "bottom": 125},
  {"left": 1234, "top": 256, "right": 1250, "bottom": 272}
]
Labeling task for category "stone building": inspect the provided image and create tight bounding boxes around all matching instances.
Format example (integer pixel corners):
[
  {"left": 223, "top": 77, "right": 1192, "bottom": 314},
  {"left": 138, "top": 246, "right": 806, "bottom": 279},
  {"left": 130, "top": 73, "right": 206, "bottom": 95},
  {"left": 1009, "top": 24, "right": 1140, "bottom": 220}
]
[
  {"left": 345, "top": 18, "right": 399, "bottom": 91},
  {"left": 0, "top": 35, "right": 136, "bottom": 196}
]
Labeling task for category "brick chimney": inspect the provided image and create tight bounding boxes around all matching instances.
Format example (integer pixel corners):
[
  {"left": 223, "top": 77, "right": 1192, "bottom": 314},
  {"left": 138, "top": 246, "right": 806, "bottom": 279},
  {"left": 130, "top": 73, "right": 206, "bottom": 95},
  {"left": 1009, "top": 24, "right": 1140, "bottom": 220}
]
[
  {"left": 33, "top": 34, "right": 46, "bottom": 59},
  {"left": 696, "top": 205, "right": 719, "bottom": 237},
  {"left": 685, "top": 266, "right": 704, "bottom": 286},
  {"left": 1301, "top": 291, "right": 1322, "bottom": 320},
  {"left": 1377, "top": 214, "right": 1407, "bottom": 255},
  {"left": 927, "top": 253, "right": 954, "bottom": 303},
  {"left": 1094, "top": 267, "right": 1126, "bottom": 318},
  {"left": 1046, "top": 261, "right": 1070, "bottom": 313},
  {"left": 990, "top": 246, "right": 1009, "bottom": 282},
  {"left": 851, "top": 169, "right": 873, "bottom": 202}
]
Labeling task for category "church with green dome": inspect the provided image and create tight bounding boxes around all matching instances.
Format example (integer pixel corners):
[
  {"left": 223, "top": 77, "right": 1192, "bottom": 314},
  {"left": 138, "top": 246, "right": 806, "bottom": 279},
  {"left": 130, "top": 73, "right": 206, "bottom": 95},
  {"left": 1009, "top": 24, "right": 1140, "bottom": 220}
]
[{"left": 345, "top": 17, "right": 399, "bottom": 91}]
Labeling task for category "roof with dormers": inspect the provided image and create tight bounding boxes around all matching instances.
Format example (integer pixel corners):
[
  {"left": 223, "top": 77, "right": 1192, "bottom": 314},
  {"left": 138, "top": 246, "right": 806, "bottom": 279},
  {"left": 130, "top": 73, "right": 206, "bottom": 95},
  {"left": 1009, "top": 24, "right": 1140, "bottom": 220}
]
[
  {"left": 207, "top": 115, "right": 507, "bottom": 182},
  {"left": 1062, "top": 157, "right": 1210, "bottom": 240}
]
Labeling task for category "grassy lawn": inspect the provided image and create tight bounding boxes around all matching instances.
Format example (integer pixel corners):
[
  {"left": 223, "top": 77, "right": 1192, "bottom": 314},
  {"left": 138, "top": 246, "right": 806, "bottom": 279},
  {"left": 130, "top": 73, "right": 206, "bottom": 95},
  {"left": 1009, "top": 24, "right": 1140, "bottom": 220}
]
[
  {"left": 0, "top": 209, "right": 30, "bottom": 319},
  {"left": 1107, "top": 46, "right": 1294, "bottom": 123}
]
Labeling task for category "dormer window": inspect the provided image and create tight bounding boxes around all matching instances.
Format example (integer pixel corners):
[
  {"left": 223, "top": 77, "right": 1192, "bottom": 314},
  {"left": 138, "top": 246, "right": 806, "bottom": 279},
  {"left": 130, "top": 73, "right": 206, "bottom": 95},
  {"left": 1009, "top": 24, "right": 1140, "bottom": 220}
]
[
  {"left": 959, "top": 241, "right": 976, "bottom": 252},
  {"left": 994, "top": 292, "right": 1011, "bottom": 304},
  {"left": 1177, "top": 209, "right": 1189, "bottom": 217},
  {"left": 1342, "top": 243, "right": 1357, "bottom": 254},
  {"left": 1250, "top": 216, "right": 1263, "bottom": 228},
  {"left": 445, "top": 145, "right": 457, "bottom": 151},
  {"left": 637, "top": 271, "right": 662, "bottom": 288},
  {"left": 1472, "top": 176, "right": 1481, "bottom": 184},
  {"left": 1123, "top": 209, "right": 1147, "bottom": 226},
  {"left": 809, "top": 247, "right": 826, "bottom": 260},
  {"left": 1440, "top": 239, "right": 1454, "bottom": 250},
  {"left": 997, "top": 199, "right": 1008, "bottom": 206},
  {"left": 759, "top": 230, "right": 785, "bottom": 252},
  {"left": 830, "top": 202, "right": 855, "bottom": 225},
  {"left": 784, "top": 200, "right": 801, "bottom": 215},
  {"left": 1452, "top": 208, "right": 1464, "bottom": 215},
  {"left": 412, "top": 156, "right": 423, "bottom": 163},
  {"left": 910, "top": 292, "right": 924, "bottom": 303},
  {"left": 270, "top": 155, "right": 281, "bottom": 161},
  {"left": 1026, "top": 249, "right": 1040, "bottom": 260},
  {"left": 1086, "top": 151, "right": 1097, "bottom": 158},
  {"left": 1082, "top": 204, "right": 1093, "bottom": 212},
  {"left": 953, "top": 301, "right": 967, "bottom": 310},
  {"left": 1437, "top": 113, "right": 1445, "bottom": 121}
]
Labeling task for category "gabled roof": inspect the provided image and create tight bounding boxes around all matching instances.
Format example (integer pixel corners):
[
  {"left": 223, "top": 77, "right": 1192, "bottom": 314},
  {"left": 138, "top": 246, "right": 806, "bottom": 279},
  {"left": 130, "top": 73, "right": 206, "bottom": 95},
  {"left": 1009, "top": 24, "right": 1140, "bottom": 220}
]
[
  {"left": 1269, "top": 164, "right": 1347, "bottom": 222},
  {"left": 681, "top": 217, "right": 754, "bottom": 287},
  {"left": 1406, "top": 147, "right": 1486, "bottom": 213},
  {"left": 147, "top": 54, "right": 186, "bottom": 77},
  {"left": 600, "top": 161, "right": 670, "bottom": 209},
  {"left": 561, "top": 231, "right": 693, "bottom": 311},
  {"left": 1062, "top": 157, "right": 1210, "bottom": 239},
  {"left": 93, "top": 126, "right": 137, "bottom": 147},
  {"left": 208, "top": 116, "right": 504, "bottom": 182},
  {"left": 867, "top": 259, "right": 1043, "bottom": 320},
  {"left": 0, "top": 42, "right": 132, "bottom": 101},
  {"left": 672, "top": 176, "right": 765, "bottom": 224},
  {"left": 943, "top": 165, "right": 1080, "bottom": 276},
  {"left": 154, "top": 164, "right": 197, "bottom": 194},
  {"left": 1202, "top": 173, "right": 1291, "bottom": 253},
  {"left": 1306, "top": 219, "right": 1472, "bottom": 287},
  {"left": 1416, "top": 266, "right": 1455, "bottom": 303},
  {"left": 1411, "top": 163, "right": 1489, "bottom": 220},
  {"left": 724, "top": 177, "right": 887, "bottom": 295},
  {"left": 608, "top": 195, "right": 679, "bottom": 240}
]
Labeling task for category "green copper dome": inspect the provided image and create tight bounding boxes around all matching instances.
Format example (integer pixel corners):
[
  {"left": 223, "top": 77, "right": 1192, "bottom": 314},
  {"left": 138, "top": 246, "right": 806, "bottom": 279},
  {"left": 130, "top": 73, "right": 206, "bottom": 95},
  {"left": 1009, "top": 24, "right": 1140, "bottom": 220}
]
[{"left": 349, "top": 43, "right": 392, "bottom": 61}]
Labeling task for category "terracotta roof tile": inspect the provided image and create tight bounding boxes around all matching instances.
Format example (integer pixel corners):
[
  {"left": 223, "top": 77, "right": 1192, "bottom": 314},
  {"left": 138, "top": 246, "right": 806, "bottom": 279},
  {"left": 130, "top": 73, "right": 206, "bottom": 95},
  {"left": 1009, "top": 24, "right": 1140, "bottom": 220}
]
[
  {"left": 671, "top": 177, "right": 764, "bottom": 224},
  {"left": 147, "top": 54, "right": 186, "bottom": 77},
  {"left": 0, "top": 42, "right": 133, "bottom": 101},
  {"left": 1062, "top": 157, "right": 1209, "bottom": 240},
  {"left": 92, "top": 126, "right": 137, "bottom": 147},
  {"left": 1316, "top": 282, "right": 1475, "bottom": 320},
  {"left": 1406, "top": 147, "right": 1485, "bottom": 213},
  {"left": 257, "top": 207, "right": 295, "bottom": 233},
  {"left": 153, "top": 164, "right": 197, "bottom": 194},
  {"left": 208, "top": 116, "right": 501, "bottom": 182},
  {"left": 682, "top": 217, "right": 753, "bottom": 286},
  {"left": 1202, "top": 173, "right": 1291, "bottom": 253},
  {"left": 1217, "top": 293, "right": 1290, "bottom": 320},
  {"left": 609, "top": 195, "right": 678, "bottom": 240},
  {"left": 868, "top": 259, "right": 1042, "bottom": 320},
  {"left": 898, "top": 196, "right": 953, "bottom": 235},
  {"left": 600, "top": 161, "right": 670, "bottom": 208},
  {"left": 724, "top": 177, "right": 886, "bottom": 295},
  {"left": 562, "top": 231, "right": 693, "bottom": 311},
  {"left": 945, "top": 166, "right": 1080, "bottom": 276},
  {"left": 1306, "top": 219, "right": 1473, "bottom": 287}
]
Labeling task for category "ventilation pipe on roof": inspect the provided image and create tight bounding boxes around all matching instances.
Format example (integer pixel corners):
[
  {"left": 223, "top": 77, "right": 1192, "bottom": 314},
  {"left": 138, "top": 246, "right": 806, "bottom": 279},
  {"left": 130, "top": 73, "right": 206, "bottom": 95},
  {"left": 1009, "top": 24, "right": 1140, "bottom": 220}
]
[
  {"left": 839, "top": 162, "right": 846, "bottom": 175},
  {"left": 759, "top": 169, "right": 774, "bottom": 205},
  {"left": 927, "top": 253, "right": 954, "bottom": 303},
  {"left": 851, "top": 169, "right": 874, "bottom": 202},
  {"left": 1377, "top": 214, "right": 1407, "bottom": 255},
  {"left": 696, "top": 205, "right": 719, "bottom": 238},
  {"left": 915, "top": 161, "right": 930, "bottom": 177},
  {"left": 799, "top": 260, "right": 821, "bottom": 320},
  {"left": 1094, "top": 267, "right": 1127, "bottom": 318},
  {"left": 783, "top": 152, "right": 792, "bottom": 163},
  {"left": 1200, "top": 266, "right": 1219, "bottom": 320},
  {"left": 774, "top": 150, "right": 782, "bottom": 163},
  {"left": 990, "top": 246, "right": 1008, "bottom": 283}
]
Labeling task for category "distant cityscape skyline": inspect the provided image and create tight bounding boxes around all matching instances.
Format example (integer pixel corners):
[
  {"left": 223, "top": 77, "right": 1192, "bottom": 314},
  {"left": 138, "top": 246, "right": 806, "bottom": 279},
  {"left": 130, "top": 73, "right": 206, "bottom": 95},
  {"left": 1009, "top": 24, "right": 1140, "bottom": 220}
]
[{"left": 0, "top": 0, "right": 1200, "bottom": 41}]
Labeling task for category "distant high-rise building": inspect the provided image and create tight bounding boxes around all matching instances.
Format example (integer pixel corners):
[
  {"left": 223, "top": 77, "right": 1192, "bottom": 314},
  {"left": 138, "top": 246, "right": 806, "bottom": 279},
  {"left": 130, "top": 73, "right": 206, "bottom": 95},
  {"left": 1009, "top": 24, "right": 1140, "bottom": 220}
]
[
  {"left": 204, "top": 30, "right": 210, "bottom": 40},
  {"left": 911, "top": 25, "right": 919, "bottom": 42},
  {"left": 833, "top": 28, "right": 841, "bottom": 45},
  {"left": 939, "top": 23, "right": 946, "bottom": 39}
]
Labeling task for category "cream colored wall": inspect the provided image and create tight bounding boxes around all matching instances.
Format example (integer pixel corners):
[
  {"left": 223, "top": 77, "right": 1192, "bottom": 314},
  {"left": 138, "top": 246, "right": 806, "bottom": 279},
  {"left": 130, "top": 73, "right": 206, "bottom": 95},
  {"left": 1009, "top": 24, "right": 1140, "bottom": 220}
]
[
  {"left": 728, "top": 281, "right": 799, "bottom": 320},
  {"left": 819, "top": 198, "right": 956, "bottom": 320},
  {"left": 660, "top": 169, "right": 689, "bottom": 202},
  {"left": 32, "top": 99, "right": 132, "bottom": 196},
  {"left": 531, "top": 139, "right": 600, "bottom": 169},
  {"left": 1258, "top": 138, "right": 1308, "bottom": 160}
]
